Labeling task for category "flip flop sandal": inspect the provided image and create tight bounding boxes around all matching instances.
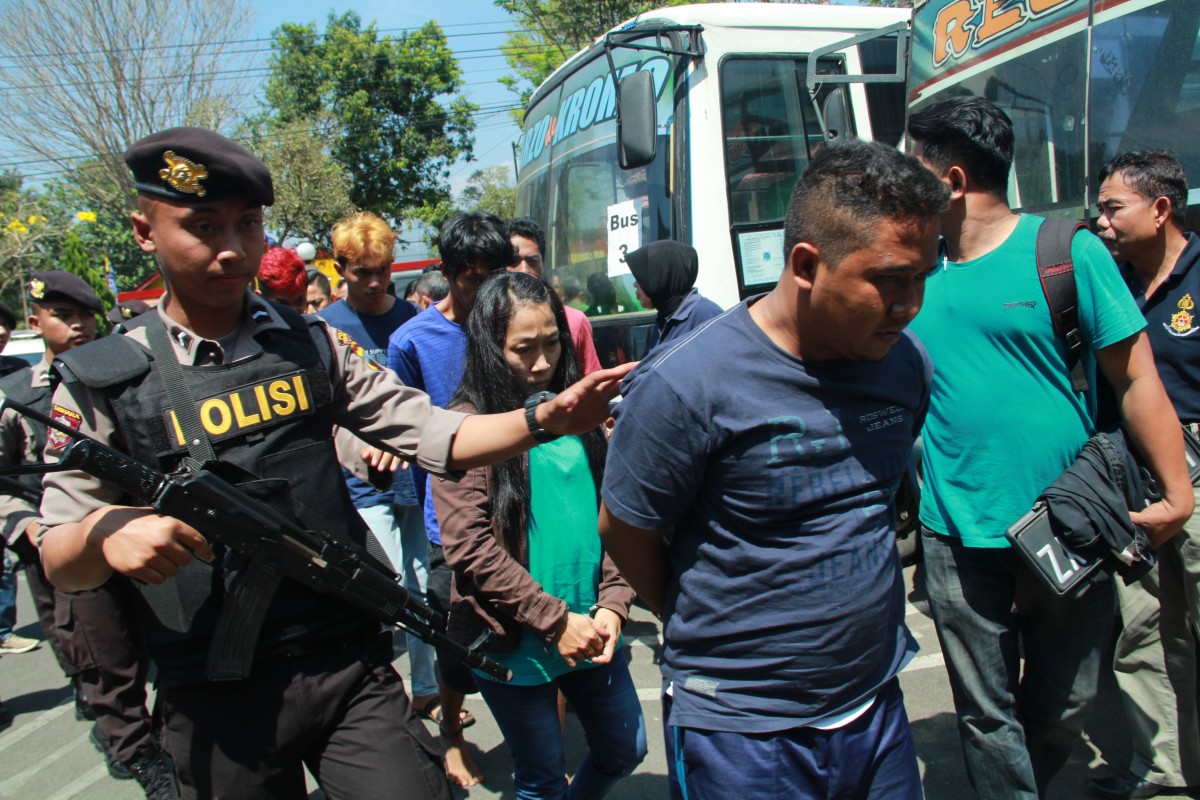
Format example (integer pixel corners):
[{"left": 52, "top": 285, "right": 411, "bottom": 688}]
[{"left": 416, "top": 697, "right": 476, "bottom": 729}]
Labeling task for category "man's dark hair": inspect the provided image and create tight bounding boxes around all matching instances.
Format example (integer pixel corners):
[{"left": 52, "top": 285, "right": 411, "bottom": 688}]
[
  {"left": 414, "top": 269, "right": 449, "bottom": 302},
  {"left": 506, "top": 217, "right": 547, "bottom": 258},
  {"left": 1099, "top": 149, "right": 1188, "bottom": 225},
  {"left": 438, "top": 212, "right": 515, "bottom": 279},
  {"left": 907, "top": 95, "right": 1014, "bottom": 196},
  {"left": 451, "top": 272, "right": 604, "bottom": 538},
  {"left": 307, "top": 271, "right": 331, "bottom": 295},
  {"left": 784, "top": 139, "right": 950, "bottom": 268}
]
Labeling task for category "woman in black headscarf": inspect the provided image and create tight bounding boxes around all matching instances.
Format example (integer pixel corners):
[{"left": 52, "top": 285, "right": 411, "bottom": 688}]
[{"left": 625, "top": 241, "right": 723, "bottom": 350}]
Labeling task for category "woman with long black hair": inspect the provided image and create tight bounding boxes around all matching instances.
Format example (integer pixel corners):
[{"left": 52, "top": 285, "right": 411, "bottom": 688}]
[{"left": 431, "top": 272, "right": 646, "bottom": 800}]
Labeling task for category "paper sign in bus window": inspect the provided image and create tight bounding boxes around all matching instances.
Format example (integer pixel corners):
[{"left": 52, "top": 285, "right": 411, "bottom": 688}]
[{"left": 606, "top": 199, "right": 641, "bottom": 277}]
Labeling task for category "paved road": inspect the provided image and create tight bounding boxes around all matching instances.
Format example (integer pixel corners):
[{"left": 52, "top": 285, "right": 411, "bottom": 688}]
[{"left": 0, "top": 561, "right": 1160, "bottom": 799}]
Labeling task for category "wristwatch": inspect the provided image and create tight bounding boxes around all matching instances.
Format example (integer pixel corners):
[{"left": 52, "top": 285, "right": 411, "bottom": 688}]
[{"left": 524, "top": 391, "right": 559, "bottom": 444}]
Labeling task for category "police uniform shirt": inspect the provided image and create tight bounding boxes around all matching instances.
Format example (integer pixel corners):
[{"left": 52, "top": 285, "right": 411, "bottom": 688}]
[
  {"left": 0, "top": 359, "right": 49, "bottom": 543},
  {"left": 37, "top": 292, "right": 467, "bottom": 535},
  {"left": 1121, "top": 231, "right": 1200, "bottom": 424}
]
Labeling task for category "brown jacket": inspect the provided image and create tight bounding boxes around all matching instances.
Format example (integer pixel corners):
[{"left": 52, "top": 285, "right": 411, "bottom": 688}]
[{"left": 431, "top": 437, "right": 634, "bottom": 653}]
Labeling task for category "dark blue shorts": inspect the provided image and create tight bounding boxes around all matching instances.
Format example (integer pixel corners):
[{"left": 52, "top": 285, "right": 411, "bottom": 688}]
[{"left": 668, "top": 677, "right": 921, "bottom": 800}]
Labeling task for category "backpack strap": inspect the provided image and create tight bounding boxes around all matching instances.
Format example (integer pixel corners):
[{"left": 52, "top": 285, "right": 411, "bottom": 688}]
[{"left": 1035, "top": 217, "right": 1090, "bottom": 394}]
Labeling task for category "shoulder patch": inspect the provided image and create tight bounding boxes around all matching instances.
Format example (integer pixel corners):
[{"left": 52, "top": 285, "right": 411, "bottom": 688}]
[
  {"left": 333, "top": 328, "right": 380, "bottom": 370},
  {"left": 47, "top": 405, "right": 82, "bottom": 450}
]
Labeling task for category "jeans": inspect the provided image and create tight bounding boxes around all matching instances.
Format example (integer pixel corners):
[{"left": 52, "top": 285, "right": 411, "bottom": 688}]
[
  {"left": 475, "top": 655, "right": 647, "bottom": 800},
  {"left": 670, "top": 678, "right": 921, "bottom": 800},
  {"left": 0, "top": 548, "right": 16, "bottom": 639},
  {"left": 921, "top": 529, "right": 1114, "bottom": 799},
  {"left": 357, "top": 503, "right": 438, "bottom": 699}
]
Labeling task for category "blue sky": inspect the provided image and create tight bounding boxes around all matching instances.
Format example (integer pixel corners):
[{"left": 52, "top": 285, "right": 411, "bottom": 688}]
[{"left": 253, "top": 0, "right": 525, "bottom": 199}]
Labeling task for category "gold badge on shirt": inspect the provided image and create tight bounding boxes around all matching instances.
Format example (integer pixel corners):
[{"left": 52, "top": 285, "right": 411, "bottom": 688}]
[{"left": 1168, "top": 293, "right": 1198, "bottom": 337}]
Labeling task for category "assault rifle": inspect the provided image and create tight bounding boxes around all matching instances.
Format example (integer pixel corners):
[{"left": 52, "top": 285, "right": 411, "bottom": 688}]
[{"left": 0, "top": 398, "right": 511, "bottom": 682}]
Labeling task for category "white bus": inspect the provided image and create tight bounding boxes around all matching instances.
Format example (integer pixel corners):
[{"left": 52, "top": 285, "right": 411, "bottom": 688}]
[{"left": 513, "top": 3, "right": 912, "bottom": 366}]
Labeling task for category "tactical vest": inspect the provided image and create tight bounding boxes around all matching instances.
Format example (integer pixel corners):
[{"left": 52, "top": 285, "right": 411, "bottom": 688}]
[
  {"left": 0, "top": 366, "right": 50, "bottom": 498},
  {"left": 54, "top": 311, "right": 374, "bottom": 683}
]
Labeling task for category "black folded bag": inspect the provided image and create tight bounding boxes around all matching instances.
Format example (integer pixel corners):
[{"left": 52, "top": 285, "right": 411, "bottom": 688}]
[{"left": 1007, "top": 428, "right": 1157, "bottom": 596}]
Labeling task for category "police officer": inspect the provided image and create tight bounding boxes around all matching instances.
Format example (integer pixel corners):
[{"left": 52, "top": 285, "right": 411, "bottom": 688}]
[
  {"left": 36, "top": 128, "right": 630, "bottom": 800},
  {"left": 0, "top": 272, "right": 172, "bottom": 796},
  {"left": 1088, "top": 149, "right": 1200, "bottom": 799},
  {"left": 106, "top": 298, "right": 151, "bottom": 329}
]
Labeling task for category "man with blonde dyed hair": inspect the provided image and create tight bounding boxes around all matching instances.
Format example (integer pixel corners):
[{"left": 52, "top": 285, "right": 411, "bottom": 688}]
[
  {"left": 319, "top": 211, "right": 440, "bottom": 741},
  {"left": 327, "top": 211, "right": 407, "bottom": 336}
]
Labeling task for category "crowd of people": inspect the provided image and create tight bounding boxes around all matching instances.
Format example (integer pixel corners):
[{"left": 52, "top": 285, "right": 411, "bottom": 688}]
[{"left": 0, "top": 94, "right": 1194, "bottom": 800}]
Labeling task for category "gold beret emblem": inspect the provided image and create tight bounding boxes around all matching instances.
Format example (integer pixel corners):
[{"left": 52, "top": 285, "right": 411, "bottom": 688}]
[
  {"left": 29, "top": 278, "right": 45, "bottom": 299},
  {"left": 159, "top": 151, "right": 208, "bottom": 197}
]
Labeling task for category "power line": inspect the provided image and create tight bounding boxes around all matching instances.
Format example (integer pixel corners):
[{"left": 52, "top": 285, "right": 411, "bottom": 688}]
[
  {"left": 0, "top": 41, "right": 554, "bottom": 96},
  {"left": 0, "top": 22, "right": 566, "bottom": 75},
  {"left": 0, "top": 102, "right": 523, "bottom": 175},
  {"left": 0, "top": 20, "right": 524, "bottom": 66}
]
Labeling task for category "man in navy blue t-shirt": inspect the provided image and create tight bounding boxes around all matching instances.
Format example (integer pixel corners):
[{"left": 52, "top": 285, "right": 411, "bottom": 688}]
[{"left": 600, "top": 141, "right": 949, "bottom": 800}]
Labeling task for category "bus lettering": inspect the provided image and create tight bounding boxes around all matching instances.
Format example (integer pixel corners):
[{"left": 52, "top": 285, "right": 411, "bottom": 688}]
[
  {"left": 520, "top": 55, "right": 671, "bottom": 167},
  {"left": 976, "top": 0, "right": 1026, "bottom": 45},
  {"left": 931, "top": 0, "right": 1077, "bottom": 68},
  {"left": 610, "top": 211, "right": 638, "bottom": 231}
]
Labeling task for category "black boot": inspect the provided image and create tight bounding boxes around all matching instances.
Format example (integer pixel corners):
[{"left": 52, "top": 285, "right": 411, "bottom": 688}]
[
  {"left": 88, "top": 724, "right": 132, "bottom": 780},
  {"left": 127, "top": 748, "right": 179, "bottom": 800}
]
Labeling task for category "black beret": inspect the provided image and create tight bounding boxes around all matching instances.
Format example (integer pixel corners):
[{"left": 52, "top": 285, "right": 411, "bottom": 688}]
[
  {"left": 124, "top": 127, "right": 274, "bottom": 206},
  {"left": 106, "top": 299, "right": 151, "bottom": 326},
  {"left": 28, "top": 271, "right": 103, "bottom": 313},
  {"left": 0, "top": 301, "right": 16, "bottom": 330}
]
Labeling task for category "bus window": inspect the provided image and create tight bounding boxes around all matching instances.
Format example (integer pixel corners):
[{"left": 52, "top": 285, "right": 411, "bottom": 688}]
[
  {"left": 859, "top": 35, "right": 907, "bottom": 148},
  {"left": 910, "top": 31, "right": 1088, "bottom": 216},
  {"left": 548, "top": 141, "right": 668, "bottom": 317},
  {"left": 1090, "top": 0, "right": 1200, "bottom": 223},
  {"left": 721, "top": 58, "right": 824, "bottom": 226},
  {"left": 721, "top": 57, "right": 849, "bottom": 228}
]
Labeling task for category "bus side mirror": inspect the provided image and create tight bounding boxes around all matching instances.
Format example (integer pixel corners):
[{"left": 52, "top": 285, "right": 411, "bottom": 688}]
[
  {"left": 617, "top": 70, "right": 657, "bottom": 169},
  {"left": 820, "top": 88, "right": 854, "bottom": 141}
]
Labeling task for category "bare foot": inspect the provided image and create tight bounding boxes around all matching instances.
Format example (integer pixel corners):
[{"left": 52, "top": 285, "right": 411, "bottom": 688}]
[{"left": 441, "top": 727, "right": 483, "bottom": 788}]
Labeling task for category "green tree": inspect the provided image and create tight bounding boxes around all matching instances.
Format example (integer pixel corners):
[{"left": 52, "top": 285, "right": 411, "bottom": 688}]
[
  {"left": 245, "top": 116, "right": 357, "bottom": 249},
  {"left": 458, "top": 165, "right": 516, "bottom": 220},
  {"left": 264, "top": 12, "right": 476, "bottom": 220},
  {"left": 43, "top": 165, "right": 156, "bottom": 291},
  {"left": 58, "top": 230, "right": 116, "bottom": 328},
  {"left": 0, "top": 176, "right": 57, "bottom": 312},
  {"left": 496, "top": 0, "right": 704, "bottom": 114}
]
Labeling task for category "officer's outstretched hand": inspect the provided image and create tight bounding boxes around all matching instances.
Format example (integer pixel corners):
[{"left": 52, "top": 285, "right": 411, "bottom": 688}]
[
  {"left": 536, "top": 362, "right": 636, "bottom": 437},
  {"left": 90, "top": 506, "right": 213, "bottom": 584}
]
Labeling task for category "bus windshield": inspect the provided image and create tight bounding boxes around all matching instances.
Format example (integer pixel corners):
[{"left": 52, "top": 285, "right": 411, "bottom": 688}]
[{"left": 516, "top": 43, "right": 677, "bottom": 322}]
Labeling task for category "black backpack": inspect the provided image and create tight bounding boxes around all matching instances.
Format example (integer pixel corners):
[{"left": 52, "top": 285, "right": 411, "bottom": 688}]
[{"left": 1035, "top": 217, "right": 1090, "bottom": 394}]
